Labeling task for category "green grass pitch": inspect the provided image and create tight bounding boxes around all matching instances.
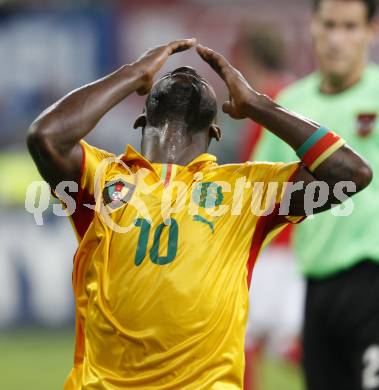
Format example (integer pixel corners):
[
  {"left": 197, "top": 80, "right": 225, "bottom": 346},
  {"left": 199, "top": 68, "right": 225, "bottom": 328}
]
[{"left": 0, "top": 329, "right": 303, "bottom": 390}]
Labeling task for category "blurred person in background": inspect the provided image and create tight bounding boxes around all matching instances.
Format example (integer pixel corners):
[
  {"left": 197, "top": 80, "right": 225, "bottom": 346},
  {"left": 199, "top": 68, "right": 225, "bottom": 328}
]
[
  {"left": 254, "top": 1, "right": 379, "bottom": 389},
  {"left": 27, "top": 35, "right": 372, "bottom": 389},
  {"left": 236, "top": 26, "right": 294, "bottom": 161},
  {"left": 239, "top": 27, "right": 304, "bottom": 390}
]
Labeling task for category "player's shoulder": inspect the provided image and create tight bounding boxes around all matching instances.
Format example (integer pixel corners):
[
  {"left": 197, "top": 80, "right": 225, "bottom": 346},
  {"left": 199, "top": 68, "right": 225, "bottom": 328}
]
[
  {"left": 208, "top": 162, "right": 251, "bottom": 177},
  {"left": 212, "top": 161, "right": 298, "bottom": 180},
  {"left": 363, "top": 63, "right": 379, "bottom": 89},
  {"left": 276, "top": 72, "right": 320, "bottom": 105},
  {"left": 243, "top": 161, "right": 298, "bottom": 175},
  {"left": 365, "top": 63, "right": 379, "bottom": 79},
  {"left": 80, "top": 140, "right": 116, "bottom": 159}
]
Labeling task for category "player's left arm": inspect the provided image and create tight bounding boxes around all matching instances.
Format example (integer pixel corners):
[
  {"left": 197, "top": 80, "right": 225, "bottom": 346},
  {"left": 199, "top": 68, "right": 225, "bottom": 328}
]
[{"left": 197, "top": 44, "right": 373, "bottom": 216}]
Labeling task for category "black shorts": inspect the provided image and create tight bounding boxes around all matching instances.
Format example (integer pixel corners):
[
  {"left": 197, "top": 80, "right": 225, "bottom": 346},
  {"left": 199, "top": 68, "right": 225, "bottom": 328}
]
[{"left": 303, "top": 260, "right": 379, "bottom": 390}]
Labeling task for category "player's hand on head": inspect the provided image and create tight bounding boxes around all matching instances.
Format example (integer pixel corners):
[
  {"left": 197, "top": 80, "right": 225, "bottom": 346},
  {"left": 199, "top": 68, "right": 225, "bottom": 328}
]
[
  {"left": 133, "top": 38, "right": 197, "bottom": 96},
  {"left": 196, "top": 44, "right": 256, "bottom": 120},
  {"left": 167, "top": 38, "right": 198, "bottom": 54}
]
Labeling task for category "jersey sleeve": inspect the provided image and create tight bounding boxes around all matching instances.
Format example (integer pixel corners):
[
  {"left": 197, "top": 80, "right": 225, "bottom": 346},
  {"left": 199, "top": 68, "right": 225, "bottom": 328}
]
[
  {"left": 79, "top": 140, "right": 115, "bottom": 196},
  {"left": 68, "top": 140, "right": 115, "bottom": 241},
  {"left": 244, "top": 161, "right": 305, "bottom": 243}
]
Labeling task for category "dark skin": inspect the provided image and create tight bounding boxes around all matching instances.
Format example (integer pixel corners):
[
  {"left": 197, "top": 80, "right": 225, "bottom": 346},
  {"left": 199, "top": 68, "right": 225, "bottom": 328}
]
[
  {"left": 135, "top": 65, "right": 221, "bottom": 165},
  {"left": 27, "top": 39, "right": 372, "bottom": 217},
  {"left": 27, "top": 39, "right": 199, "bottom": 187}
]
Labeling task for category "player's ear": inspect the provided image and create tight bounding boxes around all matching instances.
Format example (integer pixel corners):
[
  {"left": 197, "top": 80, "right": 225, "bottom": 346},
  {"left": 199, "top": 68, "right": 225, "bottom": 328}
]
[
  {"left": 133, "top": 114, "right": 147, "bottom": 130},
  {"left": 209, "top": 124, "right": 221, "bottom": 142}
]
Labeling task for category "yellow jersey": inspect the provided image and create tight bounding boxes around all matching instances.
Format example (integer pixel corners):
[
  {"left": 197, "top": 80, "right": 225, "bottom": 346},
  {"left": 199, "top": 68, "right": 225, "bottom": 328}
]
[{"left": 63, "top": 141, "right": 302, "bottom": 390}]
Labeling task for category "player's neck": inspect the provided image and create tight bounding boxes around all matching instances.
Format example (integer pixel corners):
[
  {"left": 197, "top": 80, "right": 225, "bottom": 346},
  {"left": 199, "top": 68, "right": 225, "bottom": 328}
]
[
  {"left": 142, "top": 123, "right": 208, "bottom": 166},
  {"left": 320, "top": 64, "right": 365, "bottom": 95}
]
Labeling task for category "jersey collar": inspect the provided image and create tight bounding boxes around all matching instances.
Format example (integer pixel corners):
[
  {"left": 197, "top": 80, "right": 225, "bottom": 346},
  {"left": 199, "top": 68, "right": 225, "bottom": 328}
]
[{"left": 122, "top": 144, "right": 217, "bottom": 169}]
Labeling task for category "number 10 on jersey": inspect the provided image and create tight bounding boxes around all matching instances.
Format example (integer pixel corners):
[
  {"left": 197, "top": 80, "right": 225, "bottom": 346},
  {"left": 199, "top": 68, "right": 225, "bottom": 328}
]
[{"left": 134, "top": 218, "right": 178, "bottom": 266}]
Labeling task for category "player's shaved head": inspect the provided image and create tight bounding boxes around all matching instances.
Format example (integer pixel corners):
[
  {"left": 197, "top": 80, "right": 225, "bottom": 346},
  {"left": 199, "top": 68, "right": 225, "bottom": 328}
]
[{"left": 144, "top": 66, "right": 218, "bottom": 134}]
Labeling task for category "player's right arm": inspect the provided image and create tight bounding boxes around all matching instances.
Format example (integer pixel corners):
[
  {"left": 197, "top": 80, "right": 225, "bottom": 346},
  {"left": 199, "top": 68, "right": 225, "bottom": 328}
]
[
  {"left": 197, "top": 44, "right": 373, "bottom": 216},
  {"left": 27, "top": 38, "right": 197, "bottom": 188}
]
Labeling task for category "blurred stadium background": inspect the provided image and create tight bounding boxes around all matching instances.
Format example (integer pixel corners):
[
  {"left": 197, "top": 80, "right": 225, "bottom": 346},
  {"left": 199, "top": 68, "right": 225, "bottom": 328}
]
[{"left": 1, "top": 0, "right": 378, "bottom": 389}]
